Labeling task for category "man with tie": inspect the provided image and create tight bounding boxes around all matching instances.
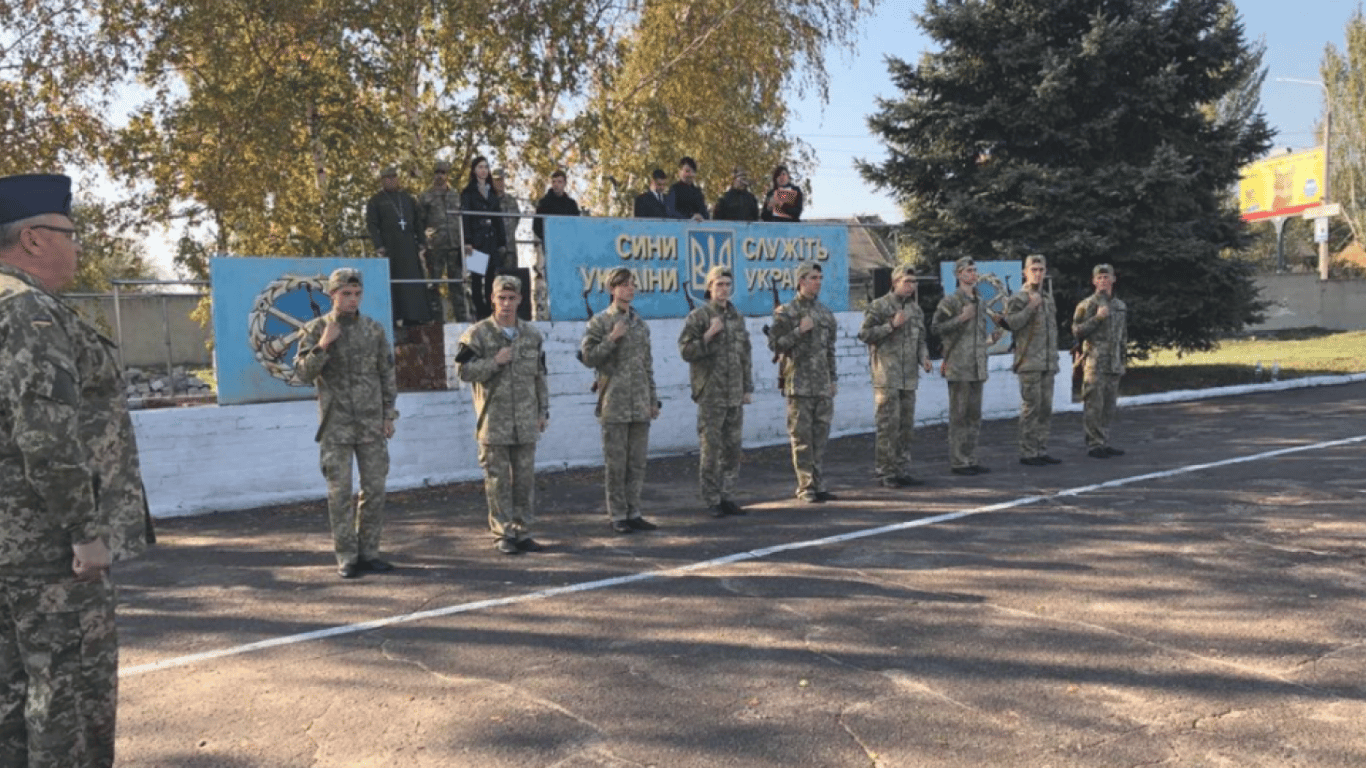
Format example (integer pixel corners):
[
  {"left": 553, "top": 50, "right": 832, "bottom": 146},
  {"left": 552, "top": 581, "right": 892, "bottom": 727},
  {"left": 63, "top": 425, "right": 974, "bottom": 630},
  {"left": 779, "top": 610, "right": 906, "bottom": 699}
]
[{"left": 633, "top": 169, "right": 670, "bottom": 218}]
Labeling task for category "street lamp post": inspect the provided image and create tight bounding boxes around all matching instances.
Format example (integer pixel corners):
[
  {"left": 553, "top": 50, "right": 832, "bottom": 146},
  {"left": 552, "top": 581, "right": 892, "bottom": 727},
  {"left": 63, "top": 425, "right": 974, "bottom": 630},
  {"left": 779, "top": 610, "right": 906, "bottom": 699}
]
[{"left": 1278, "top": 77, "right": 1333, "bottom": 280}]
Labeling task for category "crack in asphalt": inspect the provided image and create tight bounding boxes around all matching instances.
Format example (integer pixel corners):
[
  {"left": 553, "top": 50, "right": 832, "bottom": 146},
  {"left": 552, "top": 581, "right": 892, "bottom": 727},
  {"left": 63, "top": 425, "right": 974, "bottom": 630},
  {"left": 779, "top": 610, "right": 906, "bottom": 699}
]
[
  {"left": 377, "top": 638, "right": 608, "bottom": 733},
  {"left": 836, "top": 707, "right": 885, "bottom": 768},
  {"left": 1292, "top": 638, "right": 1366, "bottom": 669},
  {"left": 986, "top": 602, "right": 1327, "bottom": 695}
]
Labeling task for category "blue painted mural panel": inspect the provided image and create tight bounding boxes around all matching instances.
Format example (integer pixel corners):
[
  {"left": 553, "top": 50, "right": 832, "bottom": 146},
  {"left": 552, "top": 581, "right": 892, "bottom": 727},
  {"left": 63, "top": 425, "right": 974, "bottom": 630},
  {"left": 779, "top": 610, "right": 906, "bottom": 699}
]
[
  {"left": 210, "top": 257, "right": 393, "bottom": 405},
  {"left": 542, "top": 218, "right": 850, "bottom": 320}
]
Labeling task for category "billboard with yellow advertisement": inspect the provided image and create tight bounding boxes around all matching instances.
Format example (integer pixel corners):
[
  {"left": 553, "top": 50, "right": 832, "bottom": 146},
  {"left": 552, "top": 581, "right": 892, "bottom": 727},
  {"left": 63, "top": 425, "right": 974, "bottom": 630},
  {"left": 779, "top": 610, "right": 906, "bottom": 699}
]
[{"left": 1239, "top": 148, "right": 1325, "bottom": 221}]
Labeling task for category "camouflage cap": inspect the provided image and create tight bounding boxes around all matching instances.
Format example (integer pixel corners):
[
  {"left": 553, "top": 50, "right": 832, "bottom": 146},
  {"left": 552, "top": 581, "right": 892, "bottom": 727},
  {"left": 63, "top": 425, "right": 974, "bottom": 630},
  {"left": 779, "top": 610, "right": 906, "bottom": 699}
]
[
  {"left": 433, "top": 160, "right": 452, "bottom": 173},
  {"left": 954, "top": 256, "right": 976, "bottom": 273},
  {"left": 1025, "top": 254, "right": 1047, "bottom": 268},
  {"left": 492, "top": 274, "right": 522, "bottom": 294},
  {"left": 491, "top": 168, "right": 505, "bottom": 180},
  {"left": 380, "top": 166, "right": 398, "bottom": 178},
  {"left": 705, "top": 265, "right": 733, "bottom": 286},
  {"left": 0, "top": 174, "right": 72, "bottom": 225},
  {"left": 326, "top": 268, "right": 363, "bottom": 293},
  {"left": 606, "top": 267, "right": 634, "bottom": 288},
  {"left": 795, "top": 262, "right": 823, "bottom": 281},
  {"left": 1093, "top": 263, "right": 1115, "bottom": 277},
  {"left": 890, "top": 263, "right": 917, "bottom": 282}
]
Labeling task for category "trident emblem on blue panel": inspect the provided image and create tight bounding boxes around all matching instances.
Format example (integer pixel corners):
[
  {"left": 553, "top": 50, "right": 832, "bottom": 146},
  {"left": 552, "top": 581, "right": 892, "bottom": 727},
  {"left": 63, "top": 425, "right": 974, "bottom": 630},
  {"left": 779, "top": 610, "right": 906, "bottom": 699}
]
[{"left": 687, "top": 230, "right": 735, "bottom": 303}]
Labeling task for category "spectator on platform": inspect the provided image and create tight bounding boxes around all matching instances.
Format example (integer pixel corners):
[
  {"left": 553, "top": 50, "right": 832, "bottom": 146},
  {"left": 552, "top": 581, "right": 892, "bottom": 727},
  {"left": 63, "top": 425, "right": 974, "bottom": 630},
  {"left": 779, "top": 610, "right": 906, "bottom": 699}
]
[
  {"left": 366, "top": 165, "right": 432, "bottom": 327},
  {"left": 666, "top": 156, "right": 709, "bottom": 221},
  {"left": 460, "top": 156, "right": 507, "bottom": 319},
  {"left": 419, "top": 159, "right": 467, "bottom": 322},
  {"left": 633, "top": 169, "right": 670, "bottom": 218},
  {"left": 532, "top": 169, "right": 581, "bottom": 244},
  {"left": 491, "top": 169, "right": 521, "bottom": 249},
  {"left": 711, "top": 168, "right": 760, "bottom": 222},
  {"left": 762, "top": 165, "right": 805, "bottom": 222}
]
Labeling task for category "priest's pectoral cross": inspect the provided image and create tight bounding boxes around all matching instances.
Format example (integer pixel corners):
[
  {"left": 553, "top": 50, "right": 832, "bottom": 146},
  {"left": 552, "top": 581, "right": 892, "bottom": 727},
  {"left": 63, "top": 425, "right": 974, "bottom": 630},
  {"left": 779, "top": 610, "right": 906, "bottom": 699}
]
[{"left": 398, "top": 215, "right": 407, "bottom": 231}]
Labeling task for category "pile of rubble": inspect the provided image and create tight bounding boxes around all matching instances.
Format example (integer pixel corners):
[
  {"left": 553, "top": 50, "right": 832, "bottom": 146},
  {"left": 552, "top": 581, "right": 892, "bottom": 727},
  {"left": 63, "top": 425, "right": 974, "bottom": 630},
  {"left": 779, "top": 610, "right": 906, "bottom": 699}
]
[{"left": 125, "top": 366, "right": 215, "bottom": 404}]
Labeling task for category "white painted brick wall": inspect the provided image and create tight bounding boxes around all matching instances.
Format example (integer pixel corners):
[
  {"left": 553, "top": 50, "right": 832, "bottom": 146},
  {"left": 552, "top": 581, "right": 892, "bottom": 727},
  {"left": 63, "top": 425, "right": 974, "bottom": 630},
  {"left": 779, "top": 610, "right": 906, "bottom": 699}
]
[{"left": 136, "top": 314, "right": 1073, "bottom": 517}]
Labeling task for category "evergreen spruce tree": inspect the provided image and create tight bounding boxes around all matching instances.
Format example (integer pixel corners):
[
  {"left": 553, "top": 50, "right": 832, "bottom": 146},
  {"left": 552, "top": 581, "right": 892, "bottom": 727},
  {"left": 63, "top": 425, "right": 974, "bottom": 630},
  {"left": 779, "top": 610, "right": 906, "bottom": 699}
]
[{"left": 860, "top": 0, "right": 1273, "bottom": 354}]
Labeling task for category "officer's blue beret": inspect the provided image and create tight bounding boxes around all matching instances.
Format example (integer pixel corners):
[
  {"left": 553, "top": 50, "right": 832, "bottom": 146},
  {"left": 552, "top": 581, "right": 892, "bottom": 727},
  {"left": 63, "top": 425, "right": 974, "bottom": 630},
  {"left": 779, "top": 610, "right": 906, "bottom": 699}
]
[{"left": 0, "top": 174, "right": 72, "bottom": 225}]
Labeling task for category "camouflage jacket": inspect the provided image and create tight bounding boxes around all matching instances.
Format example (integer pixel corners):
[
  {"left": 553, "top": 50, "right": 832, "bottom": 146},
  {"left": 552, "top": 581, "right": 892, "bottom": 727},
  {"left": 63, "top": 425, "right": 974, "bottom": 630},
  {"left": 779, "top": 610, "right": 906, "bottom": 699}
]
[
  {"left": 1, "top": 263, "right": 149, "bottom": 573},
  {"left": 499, "top": 194, "right": 522, "bottom": 247},
  {"left": 932, "top": 287, "right": 991, "bottom": 382},
  {"left": 1072, "top": 292, "right": 1128, "bottom": 376},
  {"left": 420, "top": 185, "right": 462, "bottom": 251},
  {"left": 769, "top": 294, "right": 837, "bottom": 397},
  {"left": 457, "top": 318, "right": 549, "bottom": 445},
  {"left": 858, "top": 292, "right": 929, "bottom": 391},
  {"left": 1004, "top": 286, "right": 1059, "bottom": 374},
  {"left": 294, "top": 312, "right": 398, "bottom": 444},
  {"left": 579, "top": 304, "right": 656, "bottom": 423},
  {"left": 678, "top": 300, "right": 754, "bottom": 405}
]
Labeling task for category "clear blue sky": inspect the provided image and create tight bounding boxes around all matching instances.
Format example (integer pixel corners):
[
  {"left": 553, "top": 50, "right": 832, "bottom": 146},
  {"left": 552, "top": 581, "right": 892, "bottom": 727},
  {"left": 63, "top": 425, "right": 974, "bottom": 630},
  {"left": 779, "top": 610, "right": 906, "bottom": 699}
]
[{"left": 793, "top": 0, "right": 1360, "bottom": 222}]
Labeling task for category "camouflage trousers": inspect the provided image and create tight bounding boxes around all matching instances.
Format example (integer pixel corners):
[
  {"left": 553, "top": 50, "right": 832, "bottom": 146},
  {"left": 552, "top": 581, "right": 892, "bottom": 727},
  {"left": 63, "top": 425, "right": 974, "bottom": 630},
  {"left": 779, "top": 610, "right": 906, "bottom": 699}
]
[
  {"left": 319, "top": 440, "right": 389, "bottom": 566},
  {"left": 0, "top": 573, "right": 117, "bottom": 768},
  {"left": 602, "top": 421, "right": 650, "bottom": 521},
  {"left": 696, "top": 402, "right": 744, "bottom": 506},
  {"left": 427, "top": 246, "right": 469, "bottom": 323},
  {"left": 947, "top": 380, "right": 984, "bottom": 469},
  {"left": 532, "top": 245, "right": 549, "bottom": 320},
  {"left": 786, "top": 395, "right": 833, "bottom": 496},
  {"left": 1017, "top": 371, "right": 1055, "bottom": 458},
  {"left": 1083, "top": 373, "right": 1121, "bottom": 448},
  {"left": 479, "top": 442, "right": 536, "bottom": 540},
  {"left": 873, "top": 387, "right": 917, "bottom": 479}
]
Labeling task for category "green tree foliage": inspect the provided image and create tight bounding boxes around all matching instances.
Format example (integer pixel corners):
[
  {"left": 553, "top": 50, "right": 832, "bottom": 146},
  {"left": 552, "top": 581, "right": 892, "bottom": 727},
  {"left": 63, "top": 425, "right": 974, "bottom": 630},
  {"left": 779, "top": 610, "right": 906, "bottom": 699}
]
[
  {"left": 68, "top": 202, "right": 156, "bottom": 294},
  {"left": 1322, "top": 8, "right": 1366, "bottom": 253},
  {"left": 110, "top": 0, "right": 619, "bottom": 271},
  {"left": 586, "top": 0, "right": 870, "bottom": 215},
  {"left": 0, "top": 0, "right": 139, "bottom": 174},
  {"left": 859, "top": 0, "right": 1272, "bottom": 355}
]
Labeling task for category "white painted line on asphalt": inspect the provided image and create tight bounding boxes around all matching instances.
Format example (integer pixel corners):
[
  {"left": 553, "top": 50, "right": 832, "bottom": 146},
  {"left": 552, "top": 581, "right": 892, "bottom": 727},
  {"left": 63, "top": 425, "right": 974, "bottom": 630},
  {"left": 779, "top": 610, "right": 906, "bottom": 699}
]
[{"left": 122, "top": 433, "right": 1366, "bottom": 678}]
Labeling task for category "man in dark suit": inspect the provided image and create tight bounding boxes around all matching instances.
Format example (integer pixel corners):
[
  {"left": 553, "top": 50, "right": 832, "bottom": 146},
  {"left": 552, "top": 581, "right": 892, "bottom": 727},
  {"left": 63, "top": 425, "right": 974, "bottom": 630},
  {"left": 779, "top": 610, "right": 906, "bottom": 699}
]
[{"left": 633, "top": 169, "right": 670, "bottom": 218}]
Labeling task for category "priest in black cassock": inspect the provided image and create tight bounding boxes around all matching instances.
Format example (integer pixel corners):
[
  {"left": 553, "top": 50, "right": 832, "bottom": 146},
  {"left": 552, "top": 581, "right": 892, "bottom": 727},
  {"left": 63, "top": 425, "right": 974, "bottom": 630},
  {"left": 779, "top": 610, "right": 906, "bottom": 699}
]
[{"left": 366, "top": 166, "right": 433, "bottom": 327}]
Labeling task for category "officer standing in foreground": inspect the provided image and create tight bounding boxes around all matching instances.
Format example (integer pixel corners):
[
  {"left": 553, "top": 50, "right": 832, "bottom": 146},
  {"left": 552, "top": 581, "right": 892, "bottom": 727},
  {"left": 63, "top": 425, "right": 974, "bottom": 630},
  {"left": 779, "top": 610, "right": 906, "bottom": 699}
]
[
  {"left": 678, "top": 266, "right": 754, "bottom": 517},
  {"left": 933, "top": 256, "right": 1000, "bottom": 476},
  {"left": 1, "top": 173, "right": 150, "bottom": 767},
  {"left": 580, "top": 268, "right": 660, "bottom": 534},
  {"left": 1073, "top": 264, "right": 1128, "bottom": 458},
  {"left": 1004, "top": 254, "right": 1061, "bottom": 466},
  {"left": 457, "top": 275, "right": 550, "bottom": 554},
  {"left": 858, "top": 264, "right": 933, "bottom": 487},
  {"left": 769, "top": 262, "right": 839, "bottom": 503},
  {"left": 294, "top": 268, "right": 399, "bottom": 579}
]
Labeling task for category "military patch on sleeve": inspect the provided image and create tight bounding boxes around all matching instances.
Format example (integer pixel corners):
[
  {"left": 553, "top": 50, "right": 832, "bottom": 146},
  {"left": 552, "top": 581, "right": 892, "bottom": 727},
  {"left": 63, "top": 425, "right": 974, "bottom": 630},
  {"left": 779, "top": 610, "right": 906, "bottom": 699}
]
[
  {"left": 30, "top": 313, "right": 54, "bottom": 329},
  {"left": 454, "top": 343, "right": 476, "bottom": 364}
]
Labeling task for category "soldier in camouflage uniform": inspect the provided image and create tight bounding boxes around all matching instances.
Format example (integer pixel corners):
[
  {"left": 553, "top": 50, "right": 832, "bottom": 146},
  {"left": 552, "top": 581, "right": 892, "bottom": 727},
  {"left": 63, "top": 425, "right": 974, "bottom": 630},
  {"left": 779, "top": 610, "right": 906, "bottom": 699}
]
[
  {"left": 293, "top": 269, "right": 399, "bottom": 579},
  {"left": 493, "top": 170, "right": 540, "bottom": 318},
  {"left": 858, "top": 264, "right": 933, "bottom": 487},
  {"left": 678, "top": 266, "right": 754, "bottom": 517},
  {"left": 580, "top": 268, "right": 660, "bottom": 533},
  {"left": 769, "top": 262, "right": 839, "bottom": 503},
  {"left": 419, "top": 160, "right": 468, "bottom": 322},
  {"left": 1072, "top": 264, "right": 1128, "bottom": 458},
  {"left": 1, "top": 174, "right": 150, "bottom": 768},
  {"left": 457, "top": 275, "right": 550, "bottom": 555},
  {"left": 932, "top": 256, "right": 1001, "bottom": 476},
  {"left": 1004, "top": 254, "right": 1061, "bottom": 466}
]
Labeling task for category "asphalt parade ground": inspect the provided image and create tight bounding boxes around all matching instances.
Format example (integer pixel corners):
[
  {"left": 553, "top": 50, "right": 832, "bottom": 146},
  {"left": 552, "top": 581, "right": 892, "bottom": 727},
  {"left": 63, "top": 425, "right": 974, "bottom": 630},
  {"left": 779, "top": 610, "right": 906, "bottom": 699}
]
[{"left": 114, "top": 382, "right": 1366, "bottom": 767}]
